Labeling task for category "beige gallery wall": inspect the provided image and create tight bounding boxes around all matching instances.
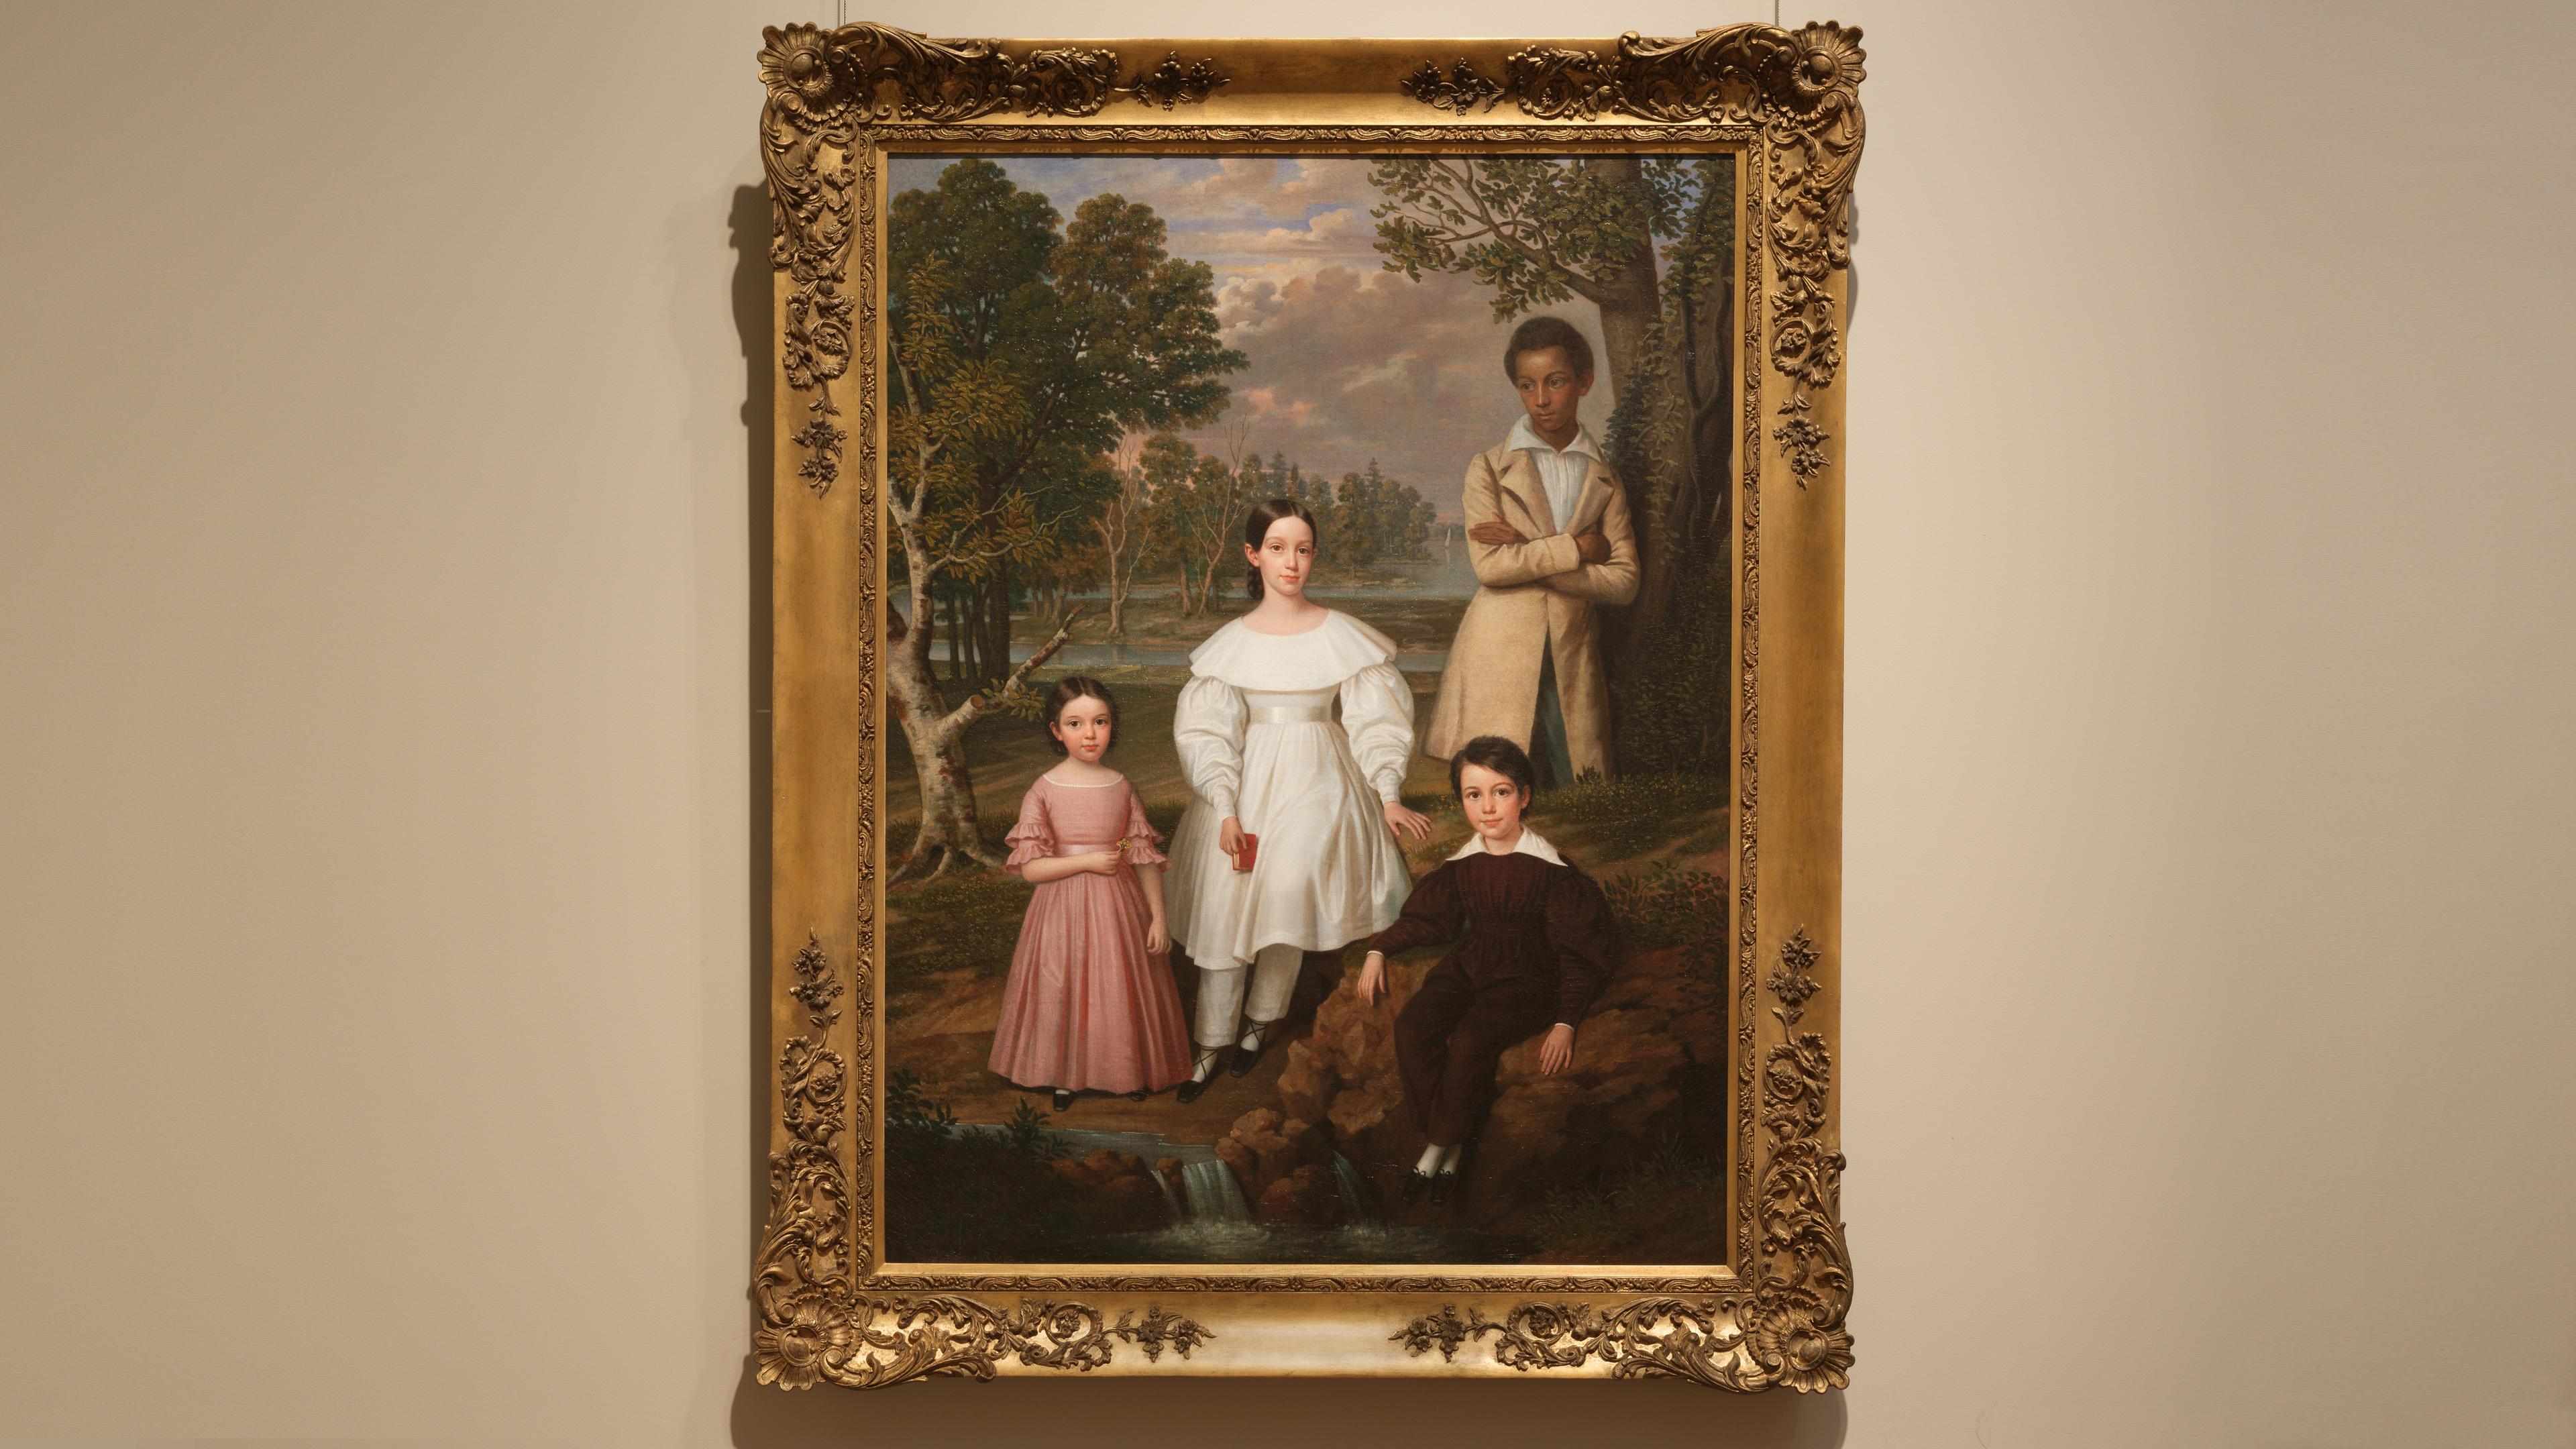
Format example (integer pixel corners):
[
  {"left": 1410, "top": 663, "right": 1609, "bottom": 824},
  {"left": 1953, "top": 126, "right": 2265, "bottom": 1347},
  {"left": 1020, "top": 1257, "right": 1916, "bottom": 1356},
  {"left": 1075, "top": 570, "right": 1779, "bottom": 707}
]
[{"left": 3, "top": 1, "right": 2571, "bottom": 1444}]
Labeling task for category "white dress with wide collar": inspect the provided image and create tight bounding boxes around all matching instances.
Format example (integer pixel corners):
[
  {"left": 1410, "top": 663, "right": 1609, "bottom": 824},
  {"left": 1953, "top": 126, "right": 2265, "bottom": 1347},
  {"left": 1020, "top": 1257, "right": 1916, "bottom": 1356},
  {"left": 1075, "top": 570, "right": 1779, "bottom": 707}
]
[{"left": 1164, "top": 610, "right": 1418, "bottom": 970}]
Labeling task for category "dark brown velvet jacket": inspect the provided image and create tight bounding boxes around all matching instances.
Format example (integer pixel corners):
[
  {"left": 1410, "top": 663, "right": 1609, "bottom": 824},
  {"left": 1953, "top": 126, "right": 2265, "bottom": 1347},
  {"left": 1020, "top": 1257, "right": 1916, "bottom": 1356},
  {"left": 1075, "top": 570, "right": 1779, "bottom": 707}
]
[{"left": 1366, "top": 849, "right": 1616, "bottom": 1025}]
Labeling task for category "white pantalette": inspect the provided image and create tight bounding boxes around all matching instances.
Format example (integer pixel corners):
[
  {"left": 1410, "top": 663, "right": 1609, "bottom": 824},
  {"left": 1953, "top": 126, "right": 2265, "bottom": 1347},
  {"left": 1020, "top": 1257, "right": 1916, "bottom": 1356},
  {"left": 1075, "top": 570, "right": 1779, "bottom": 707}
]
[{"left": 1193, "top": 943, "right": 1302, "bottom": 1047}]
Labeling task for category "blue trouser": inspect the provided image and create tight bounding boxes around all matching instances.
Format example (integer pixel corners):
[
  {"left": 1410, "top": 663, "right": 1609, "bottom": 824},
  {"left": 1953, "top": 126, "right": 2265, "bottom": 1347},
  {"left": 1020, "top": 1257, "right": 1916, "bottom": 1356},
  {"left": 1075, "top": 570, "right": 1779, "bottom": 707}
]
[{"left": 1532, "top": 643, "right": 1576, "bottom": 787}]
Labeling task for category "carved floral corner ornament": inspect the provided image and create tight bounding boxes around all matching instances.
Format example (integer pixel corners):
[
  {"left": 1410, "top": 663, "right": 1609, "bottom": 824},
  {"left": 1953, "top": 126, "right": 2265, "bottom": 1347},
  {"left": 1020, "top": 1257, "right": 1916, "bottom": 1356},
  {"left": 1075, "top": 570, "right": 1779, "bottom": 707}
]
[{"left": 758, "top": 21, "right": 1857, "bottom": 1390}]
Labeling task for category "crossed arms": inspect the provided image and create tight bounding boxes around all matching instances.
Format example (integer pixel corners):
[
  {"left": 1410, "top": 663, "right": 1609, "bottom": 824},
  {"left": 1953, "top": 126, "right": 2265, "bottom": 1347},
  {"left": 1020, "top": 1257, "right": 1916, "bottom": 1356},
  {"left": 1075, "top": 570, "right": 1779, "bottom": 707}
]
[{"left": 1460, "top": 455, "right": 1641, "bottom": 605}]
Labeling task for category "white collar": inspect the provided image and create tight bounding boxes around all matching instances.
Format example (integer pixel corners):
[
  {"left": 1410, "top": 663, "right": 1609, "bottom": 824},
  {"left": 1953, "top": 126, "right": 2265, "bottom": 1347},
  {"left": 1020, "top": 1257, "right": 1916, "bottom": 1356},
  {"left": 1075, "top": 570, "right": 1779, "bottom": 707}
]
[
  {"left": 1448, "top": 827, "right": 1566, "bottom": 866},
  {"left": 1186, "top": 608, "right": 1399, "bottom": 690},
  {"left": 1504, "top": 415, "right": 1601, "bottom": 462}
]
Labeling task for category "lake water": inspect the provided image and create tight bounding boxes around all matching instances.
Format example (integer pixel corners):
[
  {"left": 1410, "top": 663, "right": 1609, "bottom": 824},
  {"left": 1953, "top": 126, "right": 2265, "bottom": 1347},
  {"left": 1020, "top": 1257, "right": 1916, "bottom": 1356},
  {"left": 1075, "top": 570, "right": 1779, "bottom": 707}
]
[{"left": 926, "top": 547, "right": 1479, "bottom": 669}]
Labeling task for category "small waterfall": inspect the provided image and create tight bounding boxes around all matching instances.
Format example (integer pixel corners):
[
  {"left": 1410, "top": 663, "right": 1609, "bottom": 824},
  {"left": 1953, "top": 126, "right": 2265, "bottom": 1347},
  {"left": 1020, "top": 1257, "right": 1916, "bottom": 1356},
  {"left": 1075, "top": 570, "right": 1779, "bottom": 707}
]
[
  {"left": 1330, "top": 1154, "right": 1379, "bottom": 1225},
  {"left": 1180, "top": 1159, "right": 1252, "bottom": 1223},
  {"left": 1150, "top": 1166, "right": 1186, "bottom": 1223}
]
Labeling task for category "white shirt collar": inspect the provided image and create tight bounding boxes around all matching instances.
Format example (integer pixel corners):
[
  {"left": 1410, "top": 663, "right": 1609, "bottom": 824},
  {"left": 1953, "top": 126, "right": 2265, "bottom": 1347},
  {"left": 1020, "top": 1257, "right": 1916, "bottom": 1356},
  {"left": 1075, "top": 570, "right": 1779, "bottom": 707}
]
[
  {"left": 1448, "top": 827, "right": 1566, "bottom": 866},
  {"left": 1504, "top": 415, "right": 1600, "bottom": 462}
]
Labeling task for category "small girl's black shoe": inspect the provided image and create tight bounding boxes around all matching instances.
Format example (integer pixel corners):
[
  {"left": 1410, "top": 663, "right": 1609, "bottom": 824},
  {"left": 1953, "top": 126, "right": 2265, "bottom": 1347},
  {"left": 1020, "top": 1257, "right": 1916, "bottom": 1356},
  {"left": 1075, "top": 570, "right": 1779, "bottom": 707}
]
[{"left": 1052, "top": 1089, "right": 1073, "bottom": 1112}]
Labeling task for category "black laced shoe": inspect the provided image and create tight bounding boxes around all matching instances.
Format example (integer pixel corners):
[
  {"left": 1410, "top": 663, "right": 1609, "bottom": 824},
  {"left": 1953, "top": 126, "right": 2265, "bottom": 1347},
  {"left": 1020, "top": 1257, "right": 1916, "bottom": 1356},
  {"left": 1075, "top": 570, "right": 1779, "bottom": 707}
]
[
  {"left": 1052, "top": 1089, "right": 1073, "bottom": 1112},
  {"left": 1175, "top": 1046, "right": 1228, "bottom": 1104},
  {"left": 1228, "top": 1022, "right": 1276, "bottom": 1077}
]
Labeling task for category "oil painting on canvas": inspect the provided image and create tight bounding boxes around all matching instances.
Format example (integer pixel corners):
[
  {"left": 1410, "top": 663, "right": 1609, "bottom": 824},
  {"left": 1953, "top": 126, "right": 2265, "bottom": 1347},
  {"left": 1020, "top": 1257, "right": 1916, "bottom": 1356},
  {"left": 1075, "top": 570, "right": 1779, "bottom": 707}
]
[{"left": 879, "top": 151, "right": 1741, "bottom": 1268}]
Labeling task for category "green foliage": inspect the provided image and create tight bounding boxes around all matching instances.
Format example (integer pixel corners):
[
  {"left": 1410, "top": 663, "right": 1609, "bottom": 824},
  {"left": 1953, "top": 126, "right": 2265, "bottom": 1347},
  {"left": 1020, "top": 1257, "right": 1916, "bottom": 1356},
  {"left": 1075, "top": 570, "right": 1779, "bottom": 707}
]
[
  {"left": 1368, "top": 157, "right": 1658, "bottom": 319},
  {"left": 1605, "top": 557, "right": 1733, "bottom": 773},
  {"left": 1602, "top": 158, "right": 1739, "bottom": 775},
  {"left": 1519, "top": 1128, "right": 1728, "bottom": 1256},
  {"left": 884, "top": 1075, "right": 1155, "bottom": 1263},
  {"left": 887, "top": 160, "right": 1246, "bottom": 680},
  {"left": 1328, "top": 460, "right": 1437, "bottom": 565},
  {"left": 1003, "top": 1099, "right": 1063, "bottom": 1159},
  {"left": 1601, "top": 859, "right": 1730, "bottom": 991},
  {"left": 1134, "top": 435, "right": 1436, "bottom": 607},
  {"left": 887, "top": 1067, "right": 959, "bottom": 1138},
  {"left": 886, "top": 867, "right": 1031, "bottom": 985},
  {"left": 1541, "top": 771, "right": 1729, "bottom": 866}
]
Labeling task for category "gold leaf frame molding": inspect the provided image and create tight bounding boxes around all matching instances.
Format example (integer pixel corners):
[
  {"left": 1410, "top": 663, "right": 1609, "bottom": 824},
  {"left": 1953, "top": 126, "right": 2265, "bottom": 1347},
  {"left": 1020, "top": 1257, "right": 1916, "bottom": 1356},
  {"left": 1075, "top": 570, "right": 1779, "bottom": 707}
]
[{"left": 757, "top": 21, "right": 1859, "bottom": 1389}]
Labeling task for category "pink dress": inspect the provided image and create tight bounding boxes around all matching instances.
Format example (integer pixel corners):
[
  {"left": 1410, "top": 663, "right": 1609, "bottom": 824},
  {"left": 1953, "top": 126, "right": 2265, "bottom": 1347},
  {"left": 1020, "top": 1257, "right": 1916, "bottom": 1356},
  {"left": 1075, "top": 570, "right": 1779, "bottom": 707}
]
[{"left": 987, "top": 775, "right": 1191, "bottom": 1093}]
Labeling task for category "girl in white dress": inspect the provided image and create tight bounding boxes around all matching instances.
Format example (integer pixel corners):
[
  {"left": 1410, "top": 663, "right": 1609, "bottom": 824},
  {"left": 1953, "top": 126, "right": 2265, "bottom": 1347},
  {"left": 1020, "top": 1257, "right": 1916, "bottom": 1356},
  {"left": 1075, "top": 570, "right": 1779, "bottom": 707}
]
[{"left": 1165, "top": 498, "right": 1434, "bottom": 1103}]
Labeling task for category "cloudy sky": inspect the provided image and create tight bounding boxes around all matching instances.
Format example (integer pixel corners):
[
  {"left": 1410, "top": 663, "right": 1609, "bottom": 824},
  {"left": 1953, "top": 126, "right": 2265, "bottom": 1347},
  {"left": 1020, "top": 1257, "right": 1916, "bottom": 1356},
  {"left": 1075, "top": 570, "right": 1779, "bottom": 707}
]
[{"left": 887, "top": 155, "right": 1614, "bottom": 521}]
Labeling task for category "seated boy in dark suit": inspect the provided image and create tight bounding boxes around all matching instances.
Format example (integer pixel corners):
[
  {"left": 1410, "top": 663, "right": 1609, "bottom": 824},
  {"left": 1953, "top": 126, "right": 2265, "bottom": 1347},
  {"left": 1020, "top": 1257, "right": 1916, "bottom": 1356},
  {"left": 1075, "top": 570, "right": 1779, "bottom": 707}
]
[{"left": 1356, "top": 735, "right": 1615, "bottom": 1206}]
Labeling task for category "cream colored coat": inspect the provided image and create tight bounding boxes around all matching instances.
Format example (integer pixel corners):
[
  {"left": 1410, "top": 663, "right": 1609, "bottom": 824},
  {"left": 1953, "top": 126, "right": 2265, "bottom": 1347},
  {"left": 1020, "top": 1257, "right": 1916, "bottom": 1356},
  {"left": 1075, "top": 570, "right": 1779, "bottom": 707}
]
[{"left": 1424, "top": 439, "right": 1640, "bottom": 776}]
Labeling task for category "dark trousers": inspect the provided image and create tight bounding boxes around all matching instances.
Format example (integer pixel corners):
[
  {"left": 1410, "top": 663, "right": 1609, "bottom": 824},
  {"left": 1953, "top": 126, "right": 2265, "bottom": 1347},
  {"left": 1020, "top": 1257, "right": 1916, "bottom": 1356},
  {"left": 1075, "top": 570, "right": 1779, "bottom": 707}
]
[{"left": 1393, "top": 966, "right": 1557, "bottom": 1147}]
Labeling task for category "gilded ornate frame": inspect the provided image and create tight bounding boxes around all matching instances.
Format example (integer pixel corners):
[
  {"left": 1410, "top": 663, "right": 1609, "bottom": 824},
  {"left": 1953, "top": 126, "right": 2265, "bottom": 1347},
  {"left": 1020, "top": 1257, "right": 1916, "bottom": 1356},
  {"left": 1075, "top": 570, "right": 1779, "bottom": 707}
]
[{"left": 756, "top": 21, "right": 1859, "bottom": 1389}]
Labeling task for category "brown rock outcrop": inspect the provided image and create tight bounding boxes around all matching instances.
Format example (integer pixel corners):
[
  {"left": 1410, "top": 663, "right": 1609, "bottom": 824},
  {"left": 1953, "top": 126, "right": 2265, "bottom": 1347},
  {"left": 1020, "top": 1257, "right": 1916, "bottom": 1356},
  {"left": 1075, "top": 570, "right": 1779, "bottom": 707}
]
[
  {"left": 1276, "top": 939, "right": 1723, "bottom": 1217},
  {"left": 1044, "top": 1148, "right": 1174, "bottom": 1225},
  {"left": 1212, "top": 1107, "right": 1338, "bottom": 1224}
]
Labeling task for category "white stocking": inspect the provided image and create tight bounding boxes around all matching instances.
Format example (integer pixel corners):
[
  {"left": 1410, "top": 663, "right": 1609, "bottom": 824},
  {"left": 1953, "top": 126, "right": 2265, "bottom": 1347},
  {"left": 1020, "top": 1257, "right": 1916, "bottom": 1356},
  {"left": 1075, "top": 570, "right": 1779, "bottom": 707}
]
[
  {"left": 1238, "top": 944, "right": 1301, "bottom": 1049},
  {"left": 1438, "top": 1142, "right": 1464, "bottom": 1174},
  {"left": 1414, "top": 1144, "right": 1445, "bottom": 1175}
]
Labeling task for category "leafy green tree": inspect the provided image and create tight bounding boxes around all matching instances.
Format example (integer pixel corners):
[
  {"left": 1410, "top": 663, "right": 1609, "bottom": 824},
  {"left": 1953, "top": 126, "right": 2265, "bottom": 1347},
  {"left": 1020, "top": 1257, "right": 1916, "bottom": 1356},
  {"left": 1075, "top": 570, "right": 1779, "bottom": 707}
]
[
  {"left": 893, "top": 161, "right": 1243, "bottom": 685},
  {"left": 1137, "top": 433, "right": 1256, "bottom": 617},
  {"left": 885, "top": 162, "right": 1244, "bottom": 874}
]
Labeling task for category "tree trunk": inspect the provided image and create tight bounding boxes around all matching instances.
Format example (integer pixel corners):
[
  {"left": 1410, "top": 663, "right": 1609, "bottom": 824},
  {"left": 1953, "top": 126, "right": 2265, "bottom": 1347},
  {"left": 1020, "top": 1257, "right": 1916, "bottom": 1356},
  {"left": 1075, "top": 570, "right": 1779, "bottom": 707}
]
[
  {"left": 973, "top": 570, "right": 1010, "bottom": 686},
  {"left": 885, "top": 532, "right": 1004, "bottom": 879},
  {"left": 1106, "top": 559, "right": 1131, "bottom": 637},
  {"left": 887, "top": 614, "right": 996, "bottom": 879},
  {"left": 1574, "top": 156, "right": 1667, "bottom": 409},
  {"left": 1199, "top": 557, "right": 1226, "bottom": 615}
]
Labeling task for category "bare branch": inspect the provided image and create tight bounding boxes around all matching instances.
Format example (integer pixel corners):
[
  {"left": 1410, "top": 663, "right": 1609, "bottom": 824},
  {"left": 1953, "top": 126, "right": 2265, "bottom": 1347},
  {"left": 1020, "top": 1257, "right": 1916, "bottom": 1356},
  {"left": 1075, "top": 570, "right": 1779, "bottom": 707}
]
[{"left": 934, "top": 605, "right": 1087, "bottom": 743}]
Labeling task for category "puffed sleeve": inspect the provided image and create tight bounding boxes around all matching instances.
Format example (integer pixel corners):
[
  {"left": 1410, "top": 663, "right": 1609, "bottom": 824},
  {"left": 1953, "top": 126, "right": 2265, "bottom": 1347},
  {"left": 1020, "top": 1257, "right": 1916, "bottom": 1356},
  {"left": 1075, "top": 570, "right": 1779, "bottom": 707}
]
[
  {"left": 1002, "top": 785, "right": 1053, "bottom": 875},
  {"left": 1542, "top": 863, "right": 1619, "bottom": 1024},
  {"left": 1173, "top": 673, "right": 1248, "bottom": 818},
  {"left": 1366, "top": 860, "right": 1463, "bottom": 957},
  {"left": 1118, "top": 782, "right": 1169, "bottom": 867},
  {"left": 1339, "top": 661, "right": 1416, "bottom": 804}
]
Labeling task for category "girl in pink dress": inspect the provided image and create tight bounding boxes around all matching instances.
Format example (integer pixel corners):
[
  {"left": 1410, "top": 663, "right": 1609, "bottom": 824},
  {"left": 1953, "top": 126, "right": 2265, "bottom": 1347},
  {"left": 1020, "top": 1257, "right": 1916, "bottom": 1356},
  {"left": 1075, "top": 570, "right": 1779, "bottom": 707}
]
[{"left": 989, "top": 676, "right": 1193, "bottom": 1110}]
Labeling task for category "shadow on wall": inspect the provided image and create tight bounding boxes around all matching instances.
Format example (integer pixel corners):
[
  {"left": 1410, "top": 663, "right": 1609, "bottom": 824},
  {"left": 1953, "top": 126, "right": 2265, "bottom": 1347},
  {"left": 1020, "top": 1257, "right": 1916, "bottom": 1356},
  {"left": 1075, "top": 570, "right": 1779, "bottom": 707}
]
[
  {"left": 722, "top": 180, "right": 1845, "bottom": 1449},
  {"left": 730, "top": 180, "right": 775, "bottom": 1294}
]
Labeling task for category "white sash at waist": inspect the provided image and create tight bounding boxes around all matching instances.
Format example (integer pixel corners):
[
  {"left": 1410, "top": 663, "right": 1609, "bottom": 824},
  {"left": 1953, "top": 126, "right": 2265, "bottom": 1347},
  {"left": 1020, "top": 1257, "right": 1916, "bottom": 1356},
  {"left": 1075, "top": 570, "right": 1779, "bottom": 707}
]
[{"left": 1248, "top": 703, "right": 1334, "bottom": 725}]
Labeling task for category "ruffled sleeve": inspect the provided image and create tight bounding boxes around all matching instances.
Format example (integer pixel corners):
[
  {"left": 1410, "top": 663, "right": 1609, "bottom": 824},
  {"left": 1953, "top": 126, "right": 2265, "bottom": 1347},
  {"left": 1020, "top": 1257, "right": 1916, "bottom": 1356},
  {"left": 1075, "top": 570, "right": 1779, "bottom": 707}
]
[
  {"left": 1173, "top": 673, "right": 1248, "bottom": 818},
  {"left": 1339, "top": 661, "right": 1417, "bottom": 804},
  {"left": 1002, "top": 783, "right": 1054, "bottom": 875},
  {"left": 1115, "top": 784, "right": 1169, "bottom": 866}
]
